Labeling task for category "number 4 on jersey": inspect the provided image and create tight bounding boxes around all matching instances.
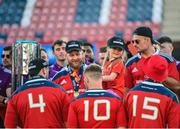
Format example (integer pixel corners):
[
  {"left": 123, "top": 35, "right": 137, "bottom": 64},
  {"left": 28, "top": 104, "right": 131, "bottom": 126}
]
[{"left": 28, "top": 93, "right": 46, "bottom": 113}]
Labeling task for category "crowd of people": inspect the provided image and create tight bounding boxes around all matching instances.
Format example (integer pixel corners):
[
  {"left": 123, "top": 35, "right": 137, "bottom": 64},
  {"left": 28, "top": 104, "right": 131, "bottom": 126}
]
[{"left": 0, "top": 26, "right": 180, "bottom": 128}]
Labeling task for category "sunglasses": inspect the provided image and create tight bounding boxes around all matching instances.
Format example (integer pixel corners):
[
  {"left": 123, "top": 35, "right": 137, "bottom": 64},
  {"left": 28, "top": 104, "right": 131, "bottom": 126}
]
[
  {"left": 1, "top": 54, "right": 10, "bottom": 58},
  {"left": 132, "top": 39, "right": 140, "bottom": 44}
]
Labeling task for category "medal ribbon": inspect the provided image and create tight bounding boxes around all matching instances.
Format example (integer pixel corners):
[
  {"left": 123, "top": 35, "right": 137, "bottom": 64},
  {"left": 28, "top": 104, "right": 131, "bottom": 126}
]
[{"left": 68, "top": 65, "right": 84, "bottom": 92}]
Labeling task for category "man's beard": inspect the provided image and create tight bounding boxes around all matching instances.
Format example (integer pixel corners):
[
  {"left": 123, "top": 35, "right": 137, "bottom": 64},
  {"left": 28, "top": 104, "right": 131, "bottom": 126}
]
[
  {"left": 58, "top": 58, "right": 66, "bottom": 62},
  {"left": 69, "top": 60, "right": 83, "bottom": 70}
]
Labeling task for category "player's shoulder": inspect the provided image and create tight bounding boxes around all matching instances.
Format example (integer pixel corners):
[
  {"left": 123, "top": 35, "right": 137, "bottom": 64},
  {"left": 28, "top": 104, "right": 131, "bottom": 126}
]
[
  {"left": 73, "top": 90, "right": 122, "bottom": 102},
  {"left": 0, "top": 66, "right": 11, "bottom": 74},
  {"left": 125, "top": 54, "right": 141, "bottom": 67},
  {"left": 52, "top": 68, "right": 69, "bottom": 81},
  {"left": 113, "top": 59, "right": 124, "bottom": 66},
  {"left": 159, "top": 52, "right": 174, "bottom": 63},
  {"left": 3, "top": 68, "right": 11, "bottom": 74},
  {"left": 12, "top": 78, "right": 65, "bottom": 97},
  {"left": 130, "top": 81, "right": 179, "bottom": 103}
]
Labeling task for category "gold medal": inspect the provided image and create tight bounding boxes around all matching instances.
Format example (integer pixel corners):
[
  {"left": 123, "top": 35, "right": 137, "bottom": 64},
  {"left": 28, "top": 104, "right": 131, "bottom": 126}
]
[{"left": 74, "top": 91, "right": 79, "bottom": 97}]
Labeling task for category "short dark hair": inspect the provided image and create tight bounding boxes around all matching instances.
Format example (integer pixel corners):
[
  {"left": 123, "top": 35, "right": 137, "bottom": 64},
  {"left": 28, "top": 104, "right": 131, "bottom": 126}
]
[
  {"left": 133, "top": 26, "right": 156, "bottom": 44},
  {"left": 3, "top": 46, "right": 12, "bottom": 55},
  {"left": 157, "top": 36, "right": 173, "bottom": 44},
  {"left": 81, "top": 41, "right": 93, "bottom": 50},
  {"left": 40, "top": 48, "right": 47, "bottom": 53},
  {"left": 52, "top": 40, "right": 66, "bottom": 51}
]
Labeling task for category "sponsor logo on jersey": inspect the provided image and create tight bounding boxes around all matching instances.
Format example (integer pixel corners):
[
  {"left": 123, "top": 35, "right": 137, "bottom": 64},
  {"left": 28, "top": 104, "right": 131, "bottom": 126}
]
[
  {"left": 132, "top": 67, "right": 138, "bottom": 73},
  {"left": 60, "top": 79, "right": 67, "bottom": 85}
]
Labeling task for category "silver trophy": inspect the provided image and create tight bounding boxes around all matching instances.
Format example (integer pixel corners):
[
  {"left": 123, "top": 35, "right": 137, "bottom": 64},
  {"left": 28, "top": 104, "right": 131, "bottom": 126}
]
[{"left": 12, "top": 40, "right": 40, "bottom": 92}]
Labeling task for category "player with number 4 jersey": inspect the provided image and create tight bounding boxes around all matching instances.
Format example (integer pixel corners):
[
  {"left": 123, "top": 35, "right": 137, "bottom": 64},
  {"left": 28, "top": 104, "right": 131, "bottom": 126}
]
[
  {"left": 124, "top": 55, "right": 180, "bottom": 128},
  {"left": 67, "top": 64, "right": 127, "bottom": 128},
  {"left": 5, "top": 59, "right": 70, "bottom": 128}
]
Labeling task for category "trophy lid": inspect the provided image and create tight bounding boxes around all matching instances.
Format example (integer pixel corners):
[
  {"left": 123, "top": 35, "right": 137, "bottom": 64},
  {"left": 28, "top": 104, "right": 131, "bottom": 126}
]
[{"left": 15, "top": 40, "right": 38, "bottom": 44}]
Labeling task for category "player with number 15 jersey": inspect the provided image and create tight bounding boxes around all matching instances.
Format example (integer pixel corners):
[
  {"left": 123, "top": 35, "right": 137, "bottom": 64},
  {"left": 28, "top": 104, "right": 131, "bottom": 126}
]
[
  {"left": 124, "top": 80, "right": 180, "bottom": 128},
  {"left": 124, "top": 55, "right": 180, "bottom": 128},
  {"left": 67, "top": 90, "right": 127, "bottom": 128}
]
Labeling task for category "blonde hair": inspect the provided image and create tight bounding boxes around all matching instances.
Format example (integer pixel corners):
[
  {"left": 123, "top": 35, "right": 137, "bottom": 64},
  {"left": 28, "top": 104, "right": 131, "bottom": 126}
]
[
  {"left": 84, "top": 63, "right": 102, "bottom": 80},
  {"left": 101, "top": 47, "right": 127, "bottom": 73},
  {"left": 121, "top": 50, "right": 128, "bottom": 63}
]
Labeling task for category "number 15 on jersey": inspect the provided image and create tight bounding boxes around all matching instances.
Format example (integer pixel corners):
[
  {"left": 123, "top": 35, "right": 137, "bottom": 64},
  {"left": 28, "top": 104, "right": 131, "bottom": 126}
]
[{"left": 132, "top": 95, "right": 160, "bottom": 120}]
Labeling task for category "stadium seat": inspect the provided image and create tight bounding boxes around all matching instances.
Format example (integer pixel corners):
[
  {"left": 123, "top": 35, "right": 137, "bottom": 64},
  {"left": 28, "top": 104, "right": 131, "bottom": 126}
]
[
  {"left": 0, "top": 0, "right": 162, "bottom": 44},
  {"left": 35, "top": 32, "right": 44, "bottom": 39},
  {"left": 127, "top": 0, "right": 152, "bottom": 22},
  {"left": 0, "top": 0, "right": 27, "bottom": 25},
  {"left": 75, "top": 0, "right": 101, "bottom": 23},
  {"left": 0, "top": 32, "right": 8, "bottom": 40}
]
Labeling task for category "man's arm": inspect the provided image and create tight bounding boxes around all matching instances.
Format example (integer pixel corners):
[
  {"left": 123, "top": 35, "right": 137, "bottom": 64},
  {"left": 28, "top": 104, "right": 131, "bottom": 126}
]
[
  {"left": 163, "top": 59, "right": 180, "bottom": 95},
  {"left": 4, "top": 100, "right": 18, "bottom": 128},
  {"left": 103, "top": 72, "right": 118, "bottom": 81},
  {"left": 163, "top": 77, "right": 180, "bottom": 95},
  {"left": 0, "top": 88, "right": 12, "bottom": 105}
]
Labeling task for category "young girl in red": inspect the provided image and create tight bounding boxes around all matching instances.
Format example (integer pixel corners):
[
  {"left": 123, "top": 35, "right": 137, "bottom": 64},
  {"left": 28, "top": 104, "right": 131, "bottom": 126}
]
[{"left": 102, "top": 36, "right": 127, "bottom": 98}]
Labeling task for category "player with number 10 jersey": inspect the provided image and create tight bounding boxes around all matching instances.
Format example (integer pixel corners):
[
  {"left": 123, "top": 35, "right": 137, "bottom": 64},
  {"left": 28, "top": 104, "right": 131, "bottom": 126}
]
[{"left": 67, "top": 90, "right": 127, "bottom": 128}]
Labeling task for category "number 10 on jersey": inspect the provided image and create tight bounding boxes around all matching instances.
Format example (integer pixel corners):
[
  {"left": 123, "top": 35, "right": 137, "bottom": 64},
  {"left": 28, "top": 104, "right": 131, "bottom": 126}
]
[{"left": 84, "top": 100, "right": 110, "bottom": 121}]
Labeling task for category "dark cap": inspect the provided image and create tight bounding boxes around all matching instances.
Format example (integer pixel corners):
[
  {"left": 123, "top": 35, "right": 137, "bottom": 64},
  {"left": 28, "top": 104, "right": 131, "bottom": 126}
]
[
  {"left": 107, "top": 36, "right": 126, "bottom": 50},
  {"left": 65, "top": 40, "right": 81, "bottom": 53},
  {"left": 133, "top": 26, "right": 156, "bottom": 44},
  {"left": 28, "top": 58, "right": 49, "bottom": 76}
]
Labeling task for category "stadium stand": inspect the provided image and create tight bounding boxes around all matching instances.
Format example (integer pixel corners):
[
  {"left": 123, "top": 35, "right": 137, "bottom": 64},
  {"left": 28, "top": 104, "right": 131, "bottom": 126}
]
[
  {"left": 127, "top": 0, "right": 152, "bottom": 22},
  {"left": 75, "top": 0, "right": 101, "bottom": 23},
  {"left": 0, "top": 0, "right": 27, "bottom": 25},
  {"left": 0, "top": 0, "right": 162, "bottom": 46}
]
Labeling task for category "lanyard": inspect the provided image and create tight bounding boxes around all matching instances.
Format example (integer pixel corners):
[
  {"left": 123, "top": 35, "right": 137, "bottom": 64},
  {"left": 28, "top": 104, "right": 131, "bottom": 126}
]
[{"left": 68, "top": 65, "right": 84, "bottom": 92}]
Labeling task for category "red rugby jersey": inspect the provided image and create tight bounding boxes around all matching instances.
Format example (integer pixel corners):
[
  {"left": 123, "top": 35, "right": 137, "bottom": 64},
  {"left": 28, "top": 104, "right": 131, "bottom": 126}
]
[
  {"left": 124, "top": 80, "right": 180, "bottom": 128},
  {"left": 5, "top": 77, "right": 70, "bottom": 128},
  {"left": 52, "top": 65, "right": 87, "bottom": 100},
  {"left": 125, "top": 52, "right": 180, "bottom": 89},
  {"left": 67, "top": 90, "right": 127, "bottom": 128}
]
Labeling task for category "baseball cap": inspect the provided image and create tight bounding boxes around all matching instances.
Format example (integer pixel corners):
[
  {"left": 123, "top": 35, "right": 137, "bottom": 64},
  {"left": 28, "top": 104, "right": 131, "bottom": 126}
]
[
  {"left": 65, "top": 40, "right": 81, "bottom": 53},
  {"left": 143, "top": 55, "right": 168, "bottom": 82},
  {"left": 107, "top": 36, "right": 126, "bottom": 50},
  {"left": 28, "top": 58, "right": 49, "bottom": 76},
  {"left": 133, "top": 26, "right": 156, "bottom": 44}
]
